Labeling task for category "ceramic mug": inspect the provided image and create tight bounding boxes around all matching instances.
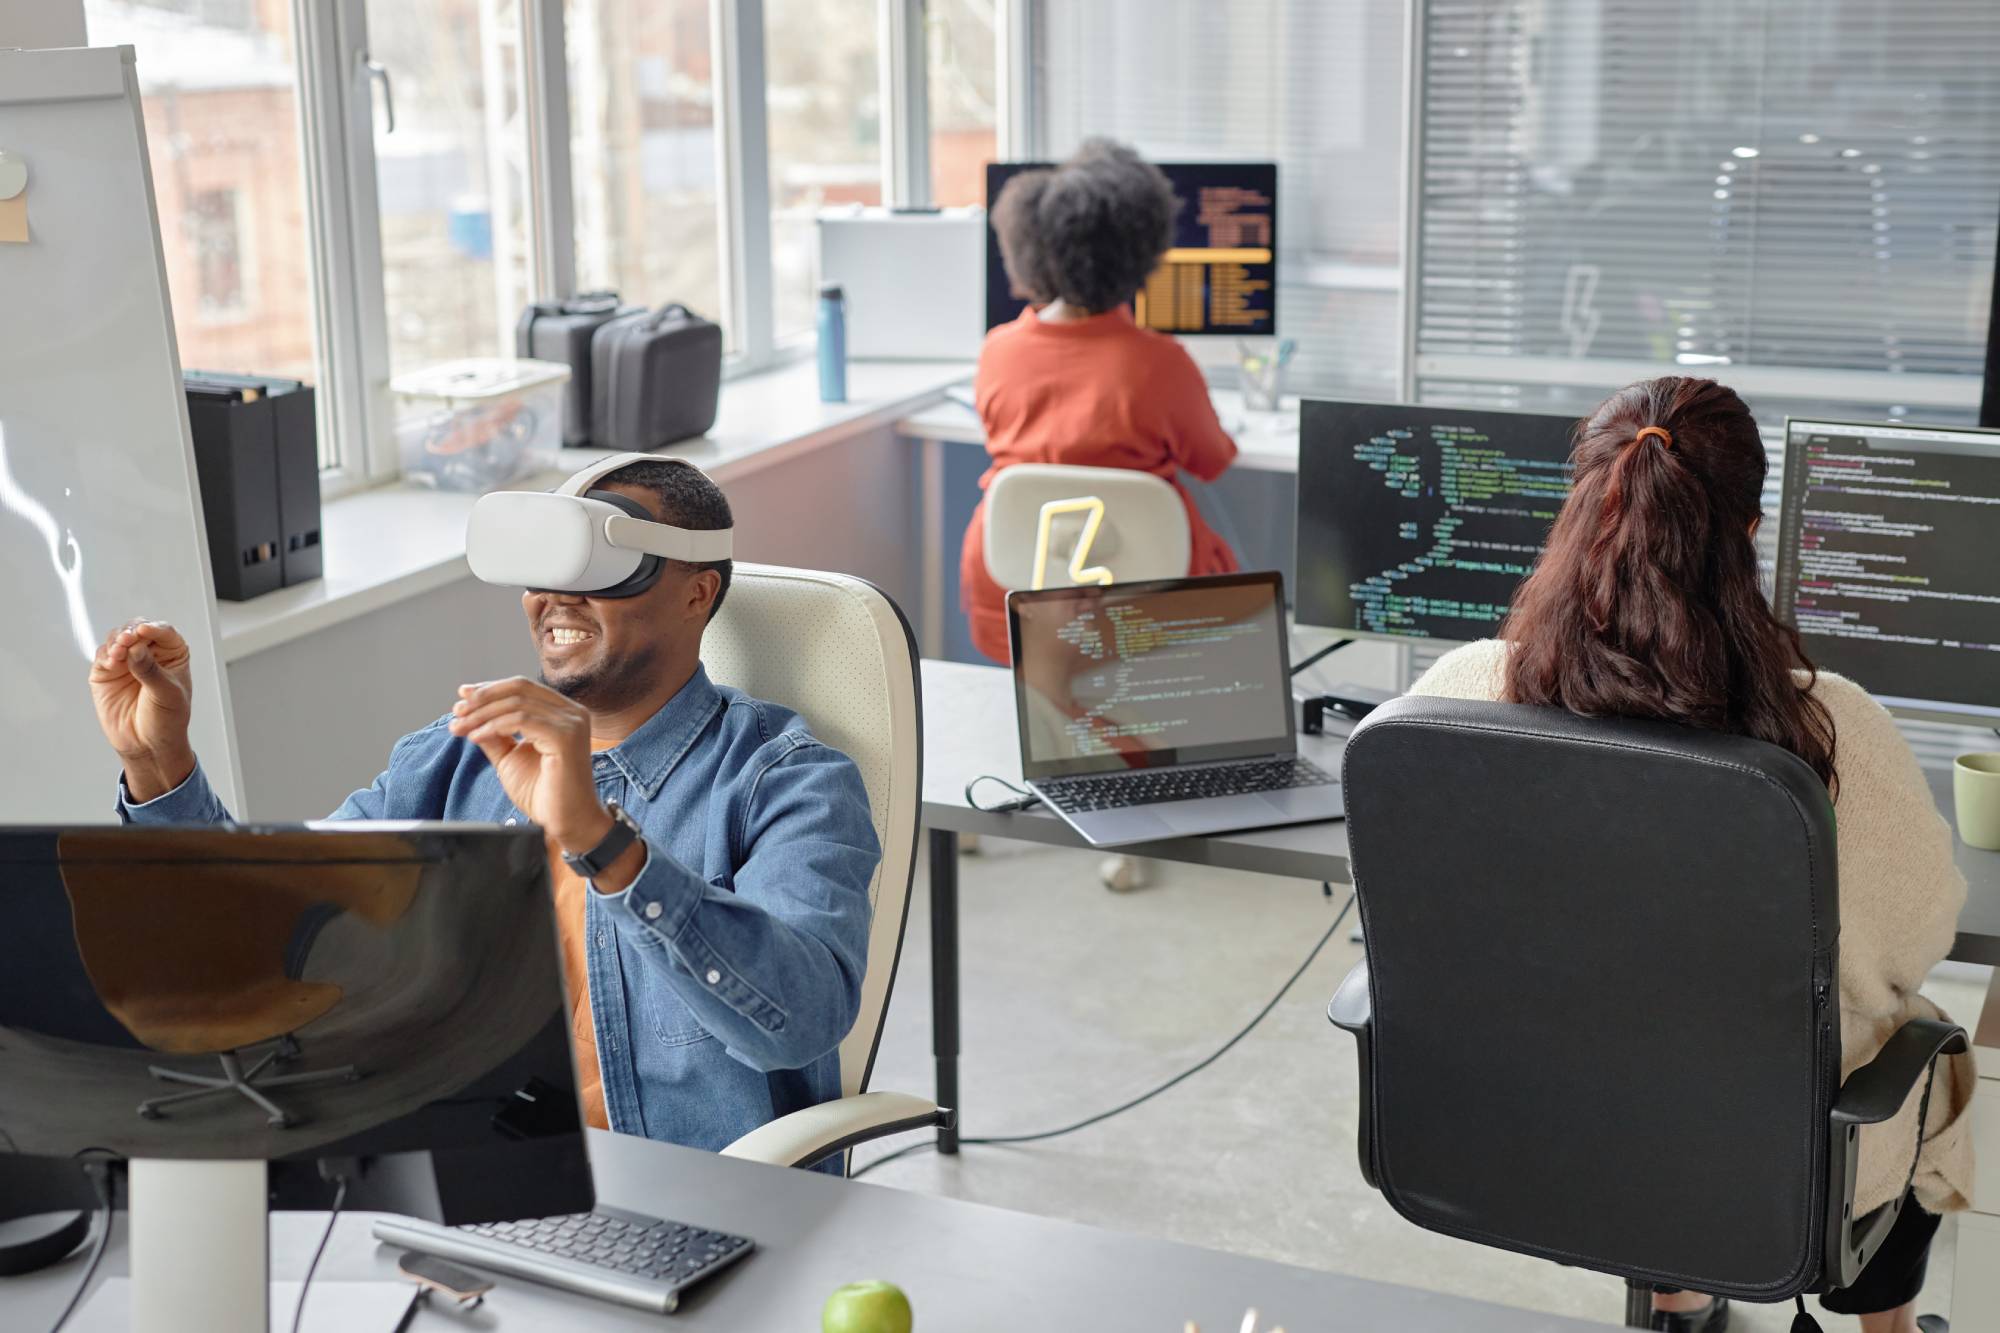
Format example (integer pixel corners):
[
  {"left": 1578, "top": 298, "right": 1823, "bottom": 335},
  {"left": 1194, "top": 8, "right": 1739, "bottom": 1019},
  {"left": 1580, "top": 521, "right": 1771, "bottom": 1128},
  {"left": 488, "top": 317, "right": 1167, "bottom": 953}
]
[{"left": 1953, "top": 753, "right": 2000, "bottom": 852}]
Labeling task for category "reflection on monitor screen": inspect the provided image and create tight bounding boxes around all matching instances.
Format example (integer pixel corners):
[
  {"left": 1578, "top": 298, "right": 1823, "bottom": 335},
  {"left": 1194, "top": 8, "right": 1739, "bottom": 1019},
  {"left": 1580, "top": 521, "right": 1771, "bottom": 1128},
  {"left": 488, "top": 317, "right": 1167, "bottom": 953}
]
[
  {"left": 1773, "top": 419, "right": 2000, "bottom": 724},
  {"left": 0, "top": 826, "right": 586, "bottom": 1196},
  {"left": 1296, "top": 401, "right": 1576, "bottom": 643},
  {"left": 1009, "top": 575, "right": 1293, "bottom": 779},
  {"left": 985, "top": 162, "right": 1278, "bottom": 336}
]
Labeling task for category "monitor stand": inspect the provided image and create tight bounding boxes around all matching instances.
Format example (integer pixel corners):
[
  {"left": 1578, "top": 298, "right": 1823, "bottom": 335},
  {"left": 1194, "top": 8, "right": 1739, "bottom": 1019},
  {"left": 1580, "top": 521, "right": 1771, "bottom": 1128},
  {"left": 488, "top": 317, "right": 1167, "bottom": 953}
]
[{"left": 128, "top": 1159, "right": 268, "bottom": 1333}]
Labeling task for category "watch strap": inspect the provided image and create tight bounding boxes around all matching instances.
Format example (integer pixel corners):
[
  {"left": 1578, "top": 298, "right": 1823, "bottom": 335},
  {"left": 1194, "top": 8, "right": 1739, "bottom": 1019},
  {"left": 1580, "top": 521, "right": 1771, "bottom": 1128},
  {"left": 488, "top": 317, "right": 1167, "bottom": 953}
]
[{"left": 562, "top": 803, "right": 640, "bottom": 880}]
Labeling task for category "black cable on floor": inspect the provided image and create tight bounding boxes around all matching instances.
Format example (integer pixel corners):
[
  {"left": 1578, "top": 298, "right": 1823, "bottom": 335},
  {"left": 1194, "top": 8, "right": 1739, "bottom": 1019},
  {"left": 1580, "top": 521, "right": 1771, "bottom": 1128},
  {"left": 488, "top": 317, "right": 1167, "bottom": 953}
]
[
  {"left": 853, "top": 887, "right": 1357, "bottom": 1179},
  {"left": 46, "top": 1157, "right": 117, "bottom": 1333},
  {"left": 291, "top": 1172, "right": 348, "bottom": 1333}
]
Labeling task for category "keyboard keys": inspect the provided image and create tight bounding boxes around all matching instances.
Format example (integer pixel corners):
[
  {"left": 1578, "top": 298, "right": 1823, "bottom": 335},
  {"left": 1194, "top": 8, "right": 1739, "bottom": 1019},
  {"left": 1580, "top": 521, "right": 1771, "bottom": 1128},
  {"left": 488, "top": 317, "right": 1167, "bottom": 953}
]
[
  {"left": 446, "top": 1207, "right": 752, "bottom": 1291},
  {"left": 1043, "top": 758, "right": 1333, "bottom": 812}
]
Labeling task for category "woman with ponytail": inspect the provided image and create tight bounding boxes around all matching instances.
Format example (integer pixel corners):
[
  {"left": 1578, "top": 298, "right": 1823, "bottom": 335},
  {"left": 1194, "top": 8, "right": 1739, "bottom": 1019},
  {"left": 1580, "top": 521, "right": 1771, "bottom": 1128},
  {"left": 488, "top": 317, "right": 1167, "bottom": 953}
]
[{"left": 1411, "top": 377, "right": 1973, "bottom": 1333}]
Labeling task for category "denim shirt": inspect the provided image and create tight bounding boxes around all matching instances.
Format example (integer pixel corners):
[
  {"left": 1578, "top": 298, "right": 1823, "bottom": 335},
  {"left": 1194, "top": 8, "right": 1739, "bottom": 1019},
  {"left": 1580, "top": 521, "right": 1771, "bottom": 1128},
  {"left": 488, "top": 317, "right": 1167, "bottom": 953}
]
[{"left": 118, "top": 666, "right": 880, "bottom": 1172}]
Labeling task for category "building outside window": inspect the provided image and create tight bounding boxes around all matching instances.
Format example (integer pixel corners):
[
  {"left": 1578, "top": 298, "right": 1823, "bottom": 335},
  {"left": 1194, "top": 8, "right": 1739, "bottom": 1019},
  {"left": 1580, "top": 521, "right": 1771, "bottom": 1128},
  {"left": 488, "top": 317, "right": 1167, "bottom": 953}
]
[
  {"left": 764, "top": 0, "right": 882, "bottom": 342},
  {"left": 567, "top": 0, "right": 726, "bottom": 343},
  {"left": 86, "top": 0, "right": 318, "bottom": 386}
]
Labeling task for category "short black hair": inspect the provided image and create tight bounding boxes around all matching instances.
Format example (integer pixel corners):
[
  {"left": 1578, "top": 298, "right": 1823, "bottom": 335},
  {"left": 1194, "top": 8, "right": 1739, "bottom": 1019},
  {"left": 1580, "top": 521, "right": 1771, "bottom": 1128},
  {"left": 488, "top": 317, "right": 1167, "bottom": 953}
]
[
  {"left": 602, "top": 459, "right": 733, "bottom": 621},
  {"left": 1016, "top": 138, "right": 1179, "bottom": 315}
]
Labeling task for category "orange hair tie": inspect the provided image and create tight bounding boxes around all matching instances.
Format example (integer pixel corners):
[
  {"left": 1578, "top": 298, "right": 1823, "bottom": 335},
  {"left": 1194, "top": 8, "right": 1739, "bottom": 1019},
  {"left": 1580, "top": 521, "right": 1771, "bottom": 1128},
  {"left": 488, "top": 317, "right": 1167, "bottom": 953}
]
[{"left": 1634, "top": 425, "right": 1674, "bottom": 451}]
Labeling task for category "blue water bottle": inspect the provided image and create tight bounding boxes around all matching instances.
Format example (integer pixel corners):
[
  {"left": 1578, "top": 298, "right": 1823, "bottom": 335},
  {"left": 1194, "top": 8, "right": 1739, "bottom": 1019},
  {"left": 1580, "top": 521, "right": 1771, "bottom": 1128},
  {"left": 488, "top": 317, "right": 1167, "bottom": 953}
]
[{"left": 817, "top": 282, "right": 847, "bottom": 403}]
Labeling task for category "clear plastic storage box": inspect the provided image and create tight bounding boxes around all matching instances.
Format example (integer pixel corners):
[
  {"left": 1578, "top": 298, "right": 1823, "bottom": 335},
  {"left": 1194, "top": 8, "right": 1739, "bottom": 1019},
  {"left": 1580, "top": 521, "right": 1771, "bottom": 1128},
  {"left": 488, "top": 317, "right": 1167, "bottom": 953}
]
[{"left": 390, "top": 357, "right": 570, "bottom": 491}]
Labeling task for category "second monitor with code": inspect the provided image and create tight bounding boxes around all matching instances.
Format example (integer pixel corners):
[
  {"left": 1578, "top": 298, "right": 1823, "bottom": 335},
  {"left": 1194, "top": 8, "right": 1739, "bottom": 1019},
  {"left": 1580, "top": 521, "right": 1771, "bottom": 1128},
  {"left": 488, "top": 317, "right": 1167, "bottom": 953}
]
[
  {"left": 985, "top": 161, "right": 1278, "bottom": 335},
  {"left": 1295, "top": 401, "right": 1578, "bottom": 643}
]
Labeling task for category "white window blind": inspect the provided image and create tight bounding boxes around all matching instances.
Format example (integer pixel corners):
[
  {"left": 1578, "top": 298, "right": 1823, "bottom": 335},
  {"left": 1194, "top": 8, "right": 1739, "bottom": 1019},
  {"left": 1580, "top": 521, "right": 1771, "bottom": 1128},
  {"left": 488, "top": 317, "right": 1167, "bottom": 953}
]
[
  {"left": 1411, "top": 0, "right": 2000, "bottom": 426},
  {"left": 1032, "top": 0, "right": 1406, "bottom": 402},
  {"left": 1411, "top": 0, "right": 2000, "bottom": 764}
]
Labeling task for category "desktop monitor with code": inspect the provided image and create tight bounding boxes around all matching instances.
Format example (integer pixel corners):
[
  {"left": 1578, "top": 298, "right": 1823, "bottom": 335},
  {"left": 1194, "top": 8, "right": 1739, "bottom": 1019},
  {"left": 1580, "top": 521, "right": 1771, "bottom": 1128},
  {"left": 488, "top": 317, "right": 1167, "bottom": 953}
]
[
  {"left": 984, "top": 161, "right": 1278, "bottom": 335},
  {"left": 1294, "top": 401, "right": 1577, "bottom": 642},
  {"left": 1772, "top": 418, "right": 2000, "bottom": 726}
]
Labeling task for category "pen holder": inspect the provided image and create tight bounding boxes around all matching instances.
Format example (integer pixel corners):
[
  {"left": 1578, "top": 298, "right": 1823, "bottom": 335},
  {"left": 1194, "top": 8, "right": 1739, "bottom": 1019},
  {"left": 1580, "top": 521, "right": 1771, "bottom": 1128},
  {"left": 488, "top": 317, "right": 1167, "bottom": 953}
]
[{"left": 1236, "top": 350, "right": 1285, "bottom": 412}]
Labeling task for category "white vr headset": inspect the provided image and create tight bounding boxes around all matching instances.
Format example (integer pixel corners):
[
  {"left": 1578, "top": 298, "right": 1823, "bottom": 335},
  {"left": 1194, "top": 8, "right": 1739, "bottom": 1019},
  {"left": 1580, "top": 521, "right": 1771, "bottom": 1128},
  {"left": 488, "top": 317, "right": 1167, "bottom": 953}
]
[{"left": 465, "top": 452, "right": 734, "bottom": 599}]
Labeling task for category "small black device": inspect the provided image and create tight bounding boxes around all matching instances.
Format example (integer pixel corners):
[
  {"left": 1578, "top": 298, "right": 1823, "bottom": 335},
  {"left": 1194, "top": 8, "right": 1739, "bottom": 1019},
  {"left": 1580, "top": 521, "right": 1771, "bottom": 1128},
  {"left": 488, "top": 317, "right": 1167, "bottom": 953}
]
[
  {"left": 1300, "top": 683, "right": 1398, "bottom": 733},
  {"left": 373, "top": 1204, "right": 755, "bottom": 1315},
  {"left": 589, "top": 303, "right": 724, "bottom": 451},
  {"left": 515, "top": 291, "right": 644, "bottom": 446},
  {"left": 397, "top": 1251, "right": 494, "bottom": 1301},
  {"left": 1772, "top": 416, "right": 2000, "bottom": 726},
  {"left": 1295, "top": 399, "right": 1577, "bottom": 643},
  {"left": 183, "top": 372, "right": 322, "bottom": 600},
  {"left": 984, "top": 161, "right": 1278, "bottom": 335}
]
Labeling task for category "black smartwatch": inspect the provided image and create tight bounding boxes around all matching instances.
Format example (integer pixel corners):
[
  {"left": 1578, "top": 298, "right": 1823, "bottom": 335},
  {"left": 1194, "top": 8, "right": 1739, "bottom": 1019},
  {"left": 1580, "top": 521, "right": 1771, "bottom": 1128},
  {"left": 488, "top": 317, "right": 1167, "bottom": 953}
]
[{"left": 561, "top": 801, "right": 642, "bottom": 881}]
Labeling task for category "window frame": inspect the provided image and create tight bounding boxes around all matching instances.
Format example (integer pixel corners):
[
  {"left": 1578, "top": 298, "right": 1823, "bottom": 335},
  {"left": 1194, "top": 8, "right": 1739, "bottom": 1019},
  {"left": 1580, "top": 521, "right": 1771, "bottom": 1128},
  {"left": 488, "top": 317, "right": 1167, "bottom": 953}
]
[{"left": 215, "top": 0, "right": 987, "bottom": 494}]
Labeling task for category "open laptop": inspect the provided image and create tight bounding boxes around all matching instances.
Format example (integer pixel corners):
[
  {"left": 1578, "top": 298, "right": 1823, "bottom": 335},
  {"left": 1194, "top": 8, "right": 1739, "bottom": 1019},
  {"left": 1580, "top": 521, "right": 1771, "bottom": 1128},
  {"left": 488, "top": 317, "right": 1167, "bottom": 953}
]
[{"left": 1007, "top": 572, "right": 1343, "bottom": 847}]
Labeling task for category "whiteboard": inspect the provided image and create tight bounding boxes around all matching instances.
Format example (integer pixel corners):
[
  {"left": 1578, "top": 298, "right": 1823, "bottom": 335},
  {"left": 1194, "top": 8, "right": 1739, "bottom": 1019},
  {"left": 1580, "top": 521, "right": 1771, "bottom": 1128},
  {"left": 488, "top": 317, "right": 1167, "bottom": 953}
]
[{"left": 0, "top": 45, "right": 242, "bottom": 821}]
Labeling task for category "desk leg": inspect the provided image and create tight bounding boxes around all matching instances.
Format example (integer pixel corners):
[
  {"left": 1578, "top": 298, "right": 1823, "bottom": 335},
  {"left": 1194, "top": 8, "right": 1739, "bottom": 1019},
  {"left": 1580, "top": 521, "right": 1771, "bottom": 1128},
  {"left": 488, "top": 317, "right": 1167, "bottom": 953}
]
[{"left": 928, "top": 827, "right": 961, "bottom": 1155}]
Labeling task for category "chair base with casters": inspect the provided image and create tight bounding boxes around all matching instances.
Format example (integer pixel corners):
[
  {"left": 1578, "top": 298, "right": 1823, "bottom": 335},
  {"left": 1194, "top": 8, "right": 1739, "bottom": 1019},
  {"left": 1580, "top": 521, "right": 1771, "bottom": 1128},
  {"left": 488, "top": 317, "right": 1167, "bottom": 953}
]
[
  {"left": 1099, "top": 854, "right": 1151, "bottom": 892},
  {"left": 139, "top": 1038, "right": 359, "bottom": 1128}
]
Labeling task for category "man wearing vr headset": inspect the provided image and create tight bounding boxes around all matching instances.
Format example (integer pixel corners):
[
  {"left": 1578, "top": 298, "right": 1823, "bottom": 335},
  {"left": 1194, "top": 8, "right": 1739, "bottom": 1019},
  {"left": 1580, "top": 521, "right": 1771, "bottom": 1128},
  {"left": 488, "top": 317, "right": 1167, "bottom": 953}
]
[{"left": 90, "top": 455, "right": 880, "bottom": 1172}]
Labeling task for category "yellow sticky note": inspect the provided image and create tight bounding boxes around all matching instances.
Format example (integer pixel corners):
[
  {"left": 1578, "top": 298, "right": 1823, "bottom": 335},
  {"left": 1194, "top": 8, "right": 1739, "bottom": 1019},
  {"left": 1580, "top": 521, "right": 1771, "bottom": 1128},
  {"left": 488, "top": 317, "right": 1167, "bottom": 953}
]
[{"left": 0, "top": 195, "right": 25, "bottom": 244}]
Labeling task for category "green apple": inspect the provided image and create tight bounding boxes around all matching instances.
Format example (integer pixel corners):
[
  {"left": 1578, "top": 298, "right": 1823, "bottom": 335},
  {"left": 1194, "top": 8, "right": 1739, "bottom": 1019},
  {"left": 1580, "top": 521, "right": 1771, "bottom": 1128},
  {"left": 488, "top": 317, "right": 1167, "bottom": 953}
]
[{"left": 821, "top": 1279, "right": 913, "bottom": 1333}]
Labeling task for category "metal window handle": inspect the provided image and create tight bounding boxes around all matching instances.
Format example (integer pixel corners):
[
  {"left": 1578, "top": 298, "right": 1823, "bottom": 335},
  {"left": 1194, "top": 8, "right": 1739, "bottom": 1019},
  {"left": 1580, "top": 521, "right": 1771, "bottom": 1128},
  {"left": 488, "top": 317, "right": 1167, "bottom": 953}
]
[{"left": 364, "top": 56, "right": 396, "bottom": 134}]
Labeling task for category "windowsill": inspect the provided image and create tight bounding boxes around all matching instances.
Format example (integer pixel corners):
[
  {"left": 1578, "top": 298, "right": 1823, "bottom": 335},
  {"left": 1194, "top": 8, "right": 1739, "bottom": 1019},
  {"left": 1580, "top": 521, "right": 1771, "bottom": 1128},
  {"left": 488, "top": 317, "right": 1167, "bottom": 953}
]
[{"left": 215, "top": 358, "right": 974, "bottom": 662}]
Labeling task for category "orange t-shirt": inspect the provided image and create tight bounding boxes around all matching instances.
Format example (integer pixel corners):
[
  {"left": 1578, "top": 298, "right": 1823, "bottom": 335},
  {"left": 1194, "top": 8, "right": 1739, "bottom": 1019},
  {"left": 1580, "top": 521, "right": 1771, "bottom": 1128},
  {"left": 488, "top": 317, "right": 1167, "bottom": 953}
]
[
  {"left": 958, "top": 306, "right": 1240, "bottom": 663},
  {"left": 546, "top": 840, "right": 610, "bottom": 1130}
]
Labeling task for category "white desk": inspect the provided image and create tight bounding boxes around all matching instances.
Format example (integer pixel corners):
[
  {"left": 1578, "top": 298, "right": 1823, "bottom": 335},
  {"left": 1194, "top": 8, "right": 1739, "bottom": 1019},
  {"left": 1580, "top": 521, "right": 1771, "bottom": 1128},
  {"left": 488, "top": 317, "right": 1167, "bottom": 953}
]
[{"left": 3, "top": 1131, "right": 1617, "bottom": 1332}]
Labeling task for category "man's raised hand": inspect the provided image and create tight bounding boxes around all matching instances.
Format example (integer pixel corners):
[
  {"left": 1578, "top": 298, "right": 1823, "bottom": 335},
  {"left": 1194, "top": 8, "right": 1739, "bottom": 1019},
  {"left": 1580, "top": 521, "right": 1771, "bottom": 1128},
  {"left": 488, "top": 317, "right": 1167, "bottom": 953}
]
[{"left": 90, "top": 620, "right": 197, "bottom": 802}]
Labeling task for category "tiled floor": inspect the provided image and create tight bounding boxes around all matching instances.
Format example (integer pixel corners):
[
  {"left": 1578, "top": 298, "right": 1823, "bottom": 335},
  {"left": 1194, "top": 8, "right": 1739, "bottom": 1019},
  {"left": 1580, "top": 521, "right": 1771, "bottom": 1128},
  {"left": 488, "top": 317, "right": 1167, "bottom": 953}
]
[{"left": 858, "top": 840, "right": 1988, "bottom": 1330}]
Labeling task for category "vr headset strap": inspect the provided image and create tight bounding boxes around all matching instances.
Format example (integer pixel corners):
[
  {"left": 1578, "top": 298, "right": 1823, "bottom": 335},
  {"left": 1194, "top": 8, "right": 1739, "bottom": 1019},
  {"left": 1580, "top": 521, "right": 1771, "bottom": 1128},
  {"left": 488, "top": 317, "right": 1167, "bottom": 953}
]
[
  {"left": 603, "top": 513, "right": 734, "bottom": 563},
  {"left": 557, "top": 452, "right": 735, "bottom": 562}
]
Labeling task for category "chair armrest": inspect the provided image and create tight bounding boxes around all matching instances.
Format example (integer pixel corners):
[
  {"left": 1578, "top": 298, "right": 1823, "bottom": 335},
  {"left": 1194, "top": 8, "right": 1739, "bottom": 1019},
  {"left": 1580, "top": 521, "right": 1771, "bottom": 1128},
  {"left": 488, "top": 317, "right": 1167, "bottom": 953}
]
[
  {"left": 1822, "top": 1017, "right": 1967, "bottom": 1289},
  {"left": 719, "top": 1091, "right": 953, "bottom": 1172},
  {"left": 1325, "top": 959, "right": 1378, "bottom": 1188},
  {"left": 1831, "top": 1018, "right": 1966, "bottom": 1126},
  {"left": 1327, "top": 958, "right": 1371, "bottom": 1034}
]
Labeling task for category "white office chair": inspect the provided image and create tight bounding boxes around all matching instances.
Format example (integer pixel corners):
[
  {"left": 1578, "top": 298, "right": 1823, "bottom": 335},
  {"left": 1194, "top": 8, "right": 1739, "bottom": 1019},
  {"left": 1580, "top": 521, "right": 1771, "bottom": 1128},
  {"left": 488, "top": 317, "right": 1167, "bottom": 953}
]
[
  {"left": 982, "top": 464, "right": 1193, "bottom": 893},
  {"left": 706, "top": 564, "right": 947, "bottom": 1171},
  {"left": 981, "top": 463, "right": 1192, "bottom": 592}
]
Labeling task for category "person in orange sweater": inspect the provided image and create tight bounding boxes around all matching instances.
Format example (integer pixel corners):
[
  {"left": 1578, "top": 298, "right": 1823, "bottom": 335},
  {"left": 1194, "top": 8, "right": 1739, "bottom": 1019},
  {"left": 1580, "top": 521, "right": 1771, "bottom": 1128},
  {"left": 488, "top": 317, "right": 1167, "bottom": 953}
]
[{"left": 960, "top": 138, "right": 1240, "bottom": 663}]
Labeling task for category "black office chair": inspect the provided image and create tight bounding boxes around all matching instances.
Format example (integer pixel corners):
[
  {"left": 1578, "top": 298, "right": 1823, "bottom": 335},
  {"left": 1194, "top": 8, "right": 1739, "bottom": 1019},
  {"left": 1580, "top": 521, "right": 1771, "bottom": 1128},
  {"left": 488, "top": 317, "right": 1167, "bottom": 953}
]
[{"left": 1327, "top": 695, "right": 1966, "bottom": 1328}]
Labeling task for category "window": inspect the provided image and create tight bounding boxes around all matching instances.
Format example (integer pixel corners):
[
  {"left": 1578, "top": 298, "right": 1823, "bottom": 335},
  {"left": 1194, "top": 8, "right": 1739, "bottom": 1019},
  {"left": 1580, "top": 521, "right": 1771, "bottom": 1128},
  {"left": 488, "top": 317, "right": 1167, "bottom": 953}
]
[
  {"left": 1034, "top": 0, "right": 1407, "bottom": 402},
  {"left": 927, "top": 0, "right": 998, "bottom": 207},
  {"left": 85, "top": 0, "right": 318, "bottom": 386},
  {"left": 1409, "top": 0, "right": 2000, "bottom": 428},
  {"left": 566, "top": 0, "right": 726, "bottom": 341},
  {"left": 364, "top": 1, "right": 538, "bottom": 381},
  {"left": 189, "top": 188, "right": 248, "bottom": 320},
  {"left": 764, "top": 0, "right": 882, "bottom": 342}
]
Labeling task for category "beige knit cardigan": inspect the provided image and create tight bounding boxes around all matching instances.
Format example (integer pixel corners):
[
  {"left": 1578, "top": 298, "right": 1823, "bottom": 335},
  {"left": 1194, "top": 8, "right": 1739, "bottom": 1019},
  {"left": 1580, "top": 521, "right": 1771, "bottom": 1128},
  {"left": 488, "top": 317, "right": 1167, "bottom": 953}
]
[{"left": 1407, "top": 639, "right": 1975, "bottom": 1217}]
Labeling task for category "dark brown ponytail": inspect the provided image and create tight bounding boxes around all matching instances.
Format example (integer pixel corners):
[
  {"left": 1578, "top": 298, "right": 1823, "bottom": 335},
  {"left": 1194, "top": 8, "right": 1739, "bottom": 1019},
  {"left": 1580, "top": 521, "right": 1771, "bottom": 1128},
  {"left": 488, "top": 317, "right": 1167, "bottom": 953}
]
[{"left": 1502, "top": 376, "right": 1838, "bottom": 792}]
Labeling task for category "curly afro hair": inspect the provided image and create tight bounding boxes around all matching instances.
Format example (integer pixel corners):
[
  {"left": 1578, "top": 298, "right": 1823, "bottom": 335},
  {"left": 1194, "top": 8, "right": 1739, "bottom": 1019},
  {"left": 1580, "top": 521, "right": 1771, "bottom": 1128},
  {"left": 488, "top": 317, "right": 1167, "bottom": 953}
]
[{"left": 990, "top": 138, "right": 1179, "bottom": 316}]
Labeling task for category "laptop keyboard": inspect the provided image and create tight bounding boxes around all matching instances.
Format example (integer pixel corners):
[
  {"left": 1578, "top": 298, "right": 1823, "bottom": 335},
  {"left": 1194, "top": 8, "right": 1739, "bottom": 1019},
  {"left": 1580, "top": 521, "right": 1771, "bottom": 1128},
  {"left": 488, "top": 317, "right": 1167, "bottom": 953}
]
[{"left": 1040, "top": 758, "right": 1333, "bottom": 814}]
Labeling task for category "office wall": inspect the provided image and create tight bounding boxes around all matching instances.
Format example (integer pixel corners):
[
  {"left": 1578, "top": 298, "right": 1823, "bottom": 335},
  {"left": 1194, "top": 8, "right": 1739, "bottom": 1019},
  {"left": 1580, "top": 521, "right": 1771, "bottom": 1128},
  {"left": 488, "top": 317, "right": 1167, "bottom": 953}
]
[{"left": 227, "top": 425, "right": 921, "bottom": 820}]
